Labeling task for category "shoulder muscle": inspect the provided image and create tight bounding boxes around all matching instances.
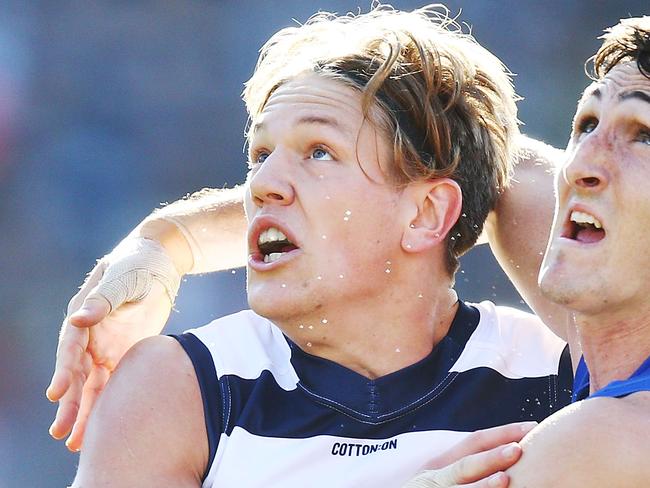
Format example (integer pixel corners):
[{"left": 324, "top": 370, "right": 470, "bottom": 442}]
[
  {"left": 508, "top": 393, "right": 650, "bottom": 487},
  {"left": 72, "top": 335, "right": 208, "bottom": 487}
]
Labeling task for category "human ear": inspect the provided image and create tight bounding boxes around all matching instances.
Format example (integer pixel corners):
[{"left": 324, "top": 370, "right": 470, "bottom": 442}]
[{"left": 401, "top": 178, "right": 462, "bottom": 253}]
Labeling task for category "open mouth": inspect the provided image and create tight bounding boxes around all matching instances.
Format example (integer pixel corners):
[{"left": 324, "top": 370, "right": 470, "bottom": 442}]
[
  {"left": 563, "top": 210, "right": 606, "bottom": 244},
  {"left": 257, "top": 227, "right": 299, "bottom": 263}
]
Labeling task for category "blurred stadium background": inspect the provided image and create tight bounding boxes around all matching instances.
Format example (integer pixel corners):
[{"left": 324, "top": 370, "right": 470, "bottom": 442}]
[{"left": 0, "top": 1, "right": 646, "bottom": 485}]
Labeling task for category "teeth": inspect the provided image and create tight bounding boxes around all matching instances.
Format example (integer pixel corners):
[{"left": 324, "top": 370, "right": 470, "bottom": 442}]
[
  {"left": 258, "top": 227, "right": 288, "bottom": 246},
  {"left": 263, "top": 252, "right": 283, "bottom": 263},
  {"left": 570, "top": 210, "right": 602, "bottom": 229}
]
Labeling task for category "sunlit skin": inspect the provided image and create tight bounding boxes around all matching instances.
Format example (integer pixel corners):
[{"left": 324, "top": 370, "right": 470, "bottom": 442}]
[
  {"left": 539, "top": 61, "right": 650, "bottom": 392},
  {"left": 244, "top": 73, "right": 461, "bottom": 379}
]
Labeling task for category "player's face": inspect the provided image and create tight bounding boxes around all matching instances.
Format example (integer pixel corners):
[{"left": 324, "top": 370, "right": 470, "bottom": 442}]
[
  {"left": 540, "top": 62, "right": 650, "bottom": 315},
  {"left": 244, "top": 74, "right": 405, "bottom": 323}
]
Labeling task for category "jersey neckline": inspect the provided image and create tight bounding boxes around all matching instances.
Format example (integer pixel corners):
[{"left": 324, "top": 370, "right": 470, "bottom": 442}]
[{"left": 282, "top": 300, "right": 480, "bottom": 422}]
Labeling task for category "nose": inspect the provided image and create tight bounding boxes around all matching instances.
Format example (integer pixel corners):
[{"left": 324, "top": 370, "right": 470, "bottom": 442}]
[
  {"left": 248, "top": 149, "right": 295, "bottom": 208},
  {"left": 562, "top": 134, "right": 610, "bottom": 193}
]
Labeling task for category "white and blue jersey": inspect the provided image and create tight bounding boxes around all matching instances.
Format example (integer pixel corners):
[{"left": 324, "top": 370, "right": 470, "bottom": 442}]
[
  {"left": 172, "top": 300, "right": 572, "bottom": 487},
  {"left": 572, "top": 354, "right": 650, "bottom": 401}
]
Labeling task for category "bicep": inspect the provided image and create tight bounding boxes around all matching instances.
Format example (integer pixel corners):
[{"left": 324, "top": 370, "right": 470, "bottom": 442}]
[{"left": 72, "top": 336, "right": 208, "bottom": 488}]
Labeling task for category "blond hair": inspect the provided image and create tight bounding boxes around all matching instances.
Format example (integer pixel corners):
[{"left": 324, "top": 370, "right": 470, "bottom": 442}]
[{"left": 244, "top": 5, "right": 519, "bottom": 274}]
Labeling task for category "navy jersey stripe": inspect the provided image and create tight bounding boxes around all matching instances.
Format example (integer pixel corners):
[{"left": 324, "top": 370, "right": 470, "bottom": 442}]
[
  {"left": 219, "top": 365, "right": 571, "bottom": 440},
  {"left": 171, "top": 333, "right": 222, "bottom": 477}
]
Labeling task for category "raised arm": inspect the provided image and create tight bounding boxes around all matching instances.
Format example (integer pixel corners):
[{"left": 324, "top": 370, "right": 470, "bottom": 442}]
[
  {"left": 47, "top": 185, "right": 246, "bottom": 450},
  {"left": 71, "top": 335, "right": 208, "bottom": 487},
  {"left": 141, "top": 185, "right": 247, "bottom": 275},
  {"left": 485, "top": 136, "right": 574, "bottom": 343}
]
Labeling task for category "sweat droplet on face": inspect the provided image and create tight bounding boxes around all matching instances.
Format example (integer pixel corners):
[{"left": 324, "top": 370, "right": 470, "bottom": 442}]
[
  {"left": 321, "top": 319, "right": 328, "bottom": 324},
  {"left": 281, "top": 283, "right": 287, "bottom": 288},
  {"left": 322, "top": 235, "right": 327, "bottom": 240}
]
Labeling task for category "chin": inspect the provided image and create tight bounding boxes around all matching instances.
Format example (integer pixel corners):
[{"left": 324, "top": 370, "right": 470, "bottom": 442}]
[
  {"left": 540, "top": 268, "right": 607, "bottom": 314},
  {"left": 539, "top": 258, "right": 580, "bottom": 301},
  {"left": 246, "top": 290, "right": 302, "bottom": 323}
]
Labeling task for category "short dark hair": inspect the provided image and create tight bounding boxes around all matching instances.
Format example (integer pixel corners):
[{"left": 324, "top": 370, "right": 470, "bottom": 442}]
[{"left": 591, "top": 16, "right": 650, "bottom": 80}]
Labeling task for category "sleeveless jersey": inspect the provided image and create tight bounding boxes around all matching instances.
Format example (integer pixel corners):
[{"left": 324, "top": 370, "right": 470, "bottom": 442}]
[
  {"left": 572, "top": 354, "right": 650, "bottom": 401},
  {"left": 173, "top": 300, "right": 572, "bottom": 487}
]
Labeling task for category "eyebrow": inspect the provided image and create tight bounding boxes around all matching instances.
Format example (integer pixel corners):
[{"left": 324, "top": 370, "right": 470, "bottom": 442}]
[
  {"left": 581, "top": 86, "right": 602, "bottom": 102},
  {"left": 619, "top": 90, "right": 650, "bottom": 105}
]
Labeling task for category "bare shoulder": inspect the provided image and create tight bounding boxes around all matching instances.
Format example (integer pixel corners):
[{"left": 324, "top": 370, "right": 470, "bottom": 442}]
[
  {"left": 73, "top": 335, "right": 208, "bottom": 487},
  {"left": 507, "top": 392, "right": 650, "bottom": 487}
]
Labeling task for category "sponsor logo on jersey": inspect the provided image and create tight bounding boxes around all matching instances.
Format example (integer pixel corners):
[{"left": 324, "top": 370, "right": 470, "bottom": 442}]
[{"left": 331, "top": 439, "right": 398, "bottom": 456}]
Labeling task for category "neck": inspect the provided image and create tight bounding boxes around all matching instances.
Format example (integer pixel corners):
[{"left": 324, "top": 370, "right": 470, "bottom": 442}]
[
  {"left": 278, "top": 260, "right": 458, "bottom": 379},
  {"left": 574, "top": 307, "right": 650, "bottom": 394}
]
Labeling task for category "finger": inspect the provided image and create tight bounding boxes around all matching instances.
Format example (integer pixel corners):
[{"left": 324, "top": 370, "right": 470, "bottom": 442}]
[
  {"left": 460, "top": 471, "right": 509, "bottom": 488},
  {"left": 406, "top": 445, "right": 518, "bottom": 488},
  {"left": 49, "top": 352, "right": 91, "bottom": 442},
  {"left": 433, "top": 422, "right": 536, "bottom": 468},
  {"left": 69, "top": 293, "right": 112, "bottom": 328},
  {"left": 67, "top": 260, "right": 108, "bottom": 314},
  {"left": 446, "top": 443, "right": 521, "bottom": 485},
  {"left": 66, "top": 364, "right": 111, "bottom": 451},
  {"left": 46, "top": 325, "right": 88, "bottom": 402}
]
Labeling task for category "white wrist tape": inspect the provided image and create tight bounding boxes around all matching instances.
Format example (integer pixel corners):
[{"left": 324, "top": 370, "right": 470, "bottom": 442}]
[{"left": 97, "top": 238, "right": 181, "bottom": 312}]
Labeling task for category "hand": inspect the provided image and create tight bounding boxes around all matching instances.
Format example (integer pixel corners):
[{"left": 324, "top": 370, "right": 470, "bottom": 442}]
[
  {"left": 402, "top": 422, "right": 537, "bottom": 488},
  {"left": 46, "top": 238, "right": 181, "bottom": 451}
]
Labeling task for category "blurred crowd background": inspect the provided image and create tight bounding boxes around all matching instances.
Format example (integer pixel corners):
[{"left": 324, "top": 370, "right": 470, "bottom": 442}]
[{"left": 0, "top": 1, "right": 646, "bottom": 485}]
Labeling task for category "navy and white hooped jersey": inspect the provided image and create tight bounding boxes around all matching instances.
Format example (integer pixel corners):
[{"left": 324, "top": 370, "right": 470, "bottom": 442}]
[
  {"left": 173, "top": 300, "right": 572, "bottom": 488},
  {"left": 572, "top": 354, "right": 650, "bottom": 401}
]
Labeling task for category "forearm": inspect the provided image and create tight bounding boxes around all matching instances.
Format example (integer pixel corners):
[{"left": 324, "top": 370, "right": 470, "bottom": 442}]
[{"left": 133, "top": 185, "right": 247, "bottom": 275}]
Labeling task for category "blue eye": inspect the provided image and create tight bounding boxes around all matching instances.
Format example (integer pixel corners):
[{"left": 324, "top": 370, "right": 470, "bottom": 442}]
[
  {"left": 311, "top": 147, "right": 333, "bottom": 160},
  {"left": 576, "top": 117, "right": 598, "bottom": 137},
  {"left": 256, "top": 152, "right": 270, "bottom": 164}
]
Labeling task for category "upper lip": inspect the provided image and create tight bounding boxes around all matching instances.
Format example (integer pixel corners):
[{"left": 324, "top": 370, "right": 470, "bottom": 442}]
[{"left": 247, "top": 215, "right": 300, "bottom": 256}]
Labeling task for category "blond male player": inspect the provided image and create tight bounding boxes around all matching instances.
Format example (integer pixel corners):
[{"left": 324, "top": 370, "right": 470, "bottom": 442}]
[{"left": 52, "top": 6, "right": 572, "bottom": 488}]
